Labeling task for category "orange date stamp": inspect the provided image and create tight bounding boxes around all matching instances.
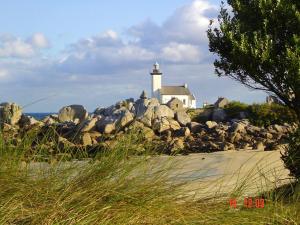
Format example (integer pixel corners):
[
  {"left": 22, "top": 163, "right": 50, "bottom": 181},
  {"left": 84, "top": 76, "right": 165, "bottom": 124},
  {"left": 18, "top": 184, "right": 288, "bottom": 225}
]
[{"left": 229, "top": 197, "right": 264, "bottom": 209}]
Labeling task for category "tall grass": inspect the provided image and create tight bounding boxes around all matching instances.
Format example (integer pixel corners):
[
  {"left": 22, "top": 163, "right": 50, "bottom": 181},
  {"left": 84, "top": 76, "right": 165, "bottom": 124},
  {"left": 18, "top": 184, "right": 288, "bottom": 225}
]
[{"left": 0, "top": 130, "right": 299, "bottom": 224}]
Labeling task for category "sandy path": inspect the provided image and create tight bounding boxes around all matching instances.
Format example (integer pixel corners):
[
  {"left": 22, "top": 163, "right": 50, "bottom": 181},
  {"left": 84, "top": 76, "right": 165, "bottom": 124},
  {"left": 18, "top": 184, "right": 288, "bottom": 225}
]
[
  {"left": 159, "top": 150, "right": 292, "bottom": 199},
  {"left": 26, "top": 150, "right": 293, "bottom": 199}
]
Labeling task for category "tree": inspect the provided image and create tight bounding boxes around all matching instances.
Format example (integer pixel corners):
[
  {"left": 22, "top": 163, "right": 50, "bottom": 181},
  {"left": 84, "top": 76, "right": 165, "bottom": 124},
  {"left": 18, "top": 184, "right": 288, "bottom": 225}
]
[{"left": 207, "top": 0, "right": 300, "bottom": 121}]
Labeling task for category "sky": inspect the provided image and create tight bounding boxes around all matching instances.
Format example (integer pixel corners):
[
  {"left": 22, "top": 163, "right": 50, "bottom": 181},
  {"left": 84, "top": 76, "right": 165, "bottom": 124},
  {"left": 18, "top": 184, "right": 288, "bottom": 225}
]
[{"left": 0, "top": 0, "right": 266, "bottom": 112}]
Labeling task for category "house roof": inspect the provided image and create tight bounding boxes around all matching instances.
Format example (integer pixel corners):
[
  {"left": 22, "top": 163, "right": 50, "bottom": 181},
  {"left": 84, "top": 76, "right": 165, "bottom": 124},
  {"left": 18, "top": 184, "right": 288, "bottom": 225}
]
[{"left": 159, "top": 86, "right": 195, "bottom": 100}]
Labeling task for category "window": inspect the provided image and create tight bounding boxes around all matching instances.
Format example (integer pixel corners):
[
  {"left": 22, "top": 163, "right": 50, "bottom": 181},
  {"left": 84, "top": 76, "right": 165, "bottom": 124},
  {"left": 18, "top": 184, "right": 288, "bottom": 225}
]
[{"left": 183, "top": 99, "right": 186, "bottom": 105}]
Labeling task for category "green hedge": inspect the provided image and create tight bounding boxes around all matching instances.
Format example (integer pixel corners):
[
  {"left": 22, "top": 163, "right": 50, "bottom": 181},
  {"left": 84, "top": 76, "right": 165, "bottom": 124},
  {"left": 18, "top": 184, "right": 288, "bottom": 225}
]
[{"left": 224, "top": 102, "right": 297, "bottom": 127}]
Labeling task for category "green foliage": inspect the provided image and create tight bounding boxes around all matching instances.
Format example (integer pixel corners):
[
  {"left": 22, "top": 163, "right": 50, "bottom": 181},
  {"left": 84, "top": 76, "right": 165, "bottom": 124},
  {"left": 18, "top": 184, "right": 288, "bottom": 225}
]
[
  {"left": 189, "top": 102, "right": 297, "bottom": 126},
  {"left": 224, "top": 102, "right": 297, "bottom": 126},
  {"left": 224, "top": 101, "right": 249, "bottom": 119},
  {"left": 249, "top": 103, "right": 298, "bottom": 127},
  {"left": 207, "top": 0, "right": 300, "bottom": 119},
  {"left": 282, "top": 128, "right": 300, "bottom": 180}
]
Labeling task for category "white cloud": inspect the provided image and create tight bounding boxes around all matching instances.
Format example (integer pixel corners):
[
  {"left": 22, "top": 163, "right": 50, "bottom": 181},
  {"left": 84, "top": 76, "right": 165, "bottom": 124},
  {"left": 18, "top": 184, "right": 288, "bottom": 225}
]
[
  {"left": 163, "top": 0, "right": 218, "bottom": 44},
  {"left": 161, "top": 42, "right": 201, "bottom": 63},
  {"left": 58, "top": 29, "right": 156, "bottom": 73},
  {"left": 59, "top": 0, "right": 218, "bottom": 71},
  {"left": 128, "top": 0, "right": 218, "bottom": 47},
  {"left": 102, "top": 30, "right": 118, "bottom": 40},
  {"left": 29, "top": 33, "right": 50, "bottom": 48},
  {"left": 0, "top": 35, "right": 35, "bottom": 58},
  {"left": 0, "top": 68, "right": 9, "bottom": 79},
  {"left": 0, "top": 33, "right": 50, "bottom": 58}
]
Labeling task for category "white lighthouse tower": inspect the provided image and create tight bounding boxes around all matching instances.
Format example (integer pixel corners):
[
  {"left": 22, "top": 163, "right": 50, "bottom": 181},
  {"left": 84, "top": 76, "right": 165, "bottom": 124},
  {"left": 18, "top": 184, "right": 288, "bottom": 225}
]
[{"left": 150, "top": 62, "right": 162, "bottom": 99}]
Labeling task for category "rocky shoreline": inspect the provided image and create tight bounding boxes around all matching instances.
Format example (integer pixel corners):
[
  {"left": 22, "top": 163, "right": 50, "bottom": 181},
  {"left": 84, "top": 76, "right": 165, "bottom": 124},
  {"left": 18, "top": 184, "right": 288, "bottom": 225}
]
[{"left": 0, "top": 94, "right": 298, "bottom": 155}]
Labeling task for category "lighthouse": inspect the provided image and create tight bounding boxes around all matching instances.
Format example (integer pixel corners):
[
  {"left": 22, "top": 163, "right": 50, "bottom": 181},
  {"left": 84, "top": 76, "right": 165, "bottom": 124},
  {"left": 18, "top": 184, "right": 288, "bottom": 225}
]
[{"left": 150, "top": 62, "right": 162, "bottom": 99}]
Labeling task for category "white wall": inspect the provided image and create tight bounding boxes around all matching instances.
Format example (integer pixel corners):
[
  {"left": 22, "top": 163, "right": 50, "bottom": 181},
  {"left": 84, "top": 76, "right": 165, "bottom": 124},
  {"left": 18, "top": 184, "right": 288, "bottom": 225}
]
[
  {"left": 161, "top": 95, "right": 196, "bottom": 108},
  {"left": 190, "top": 99, "right": 196, "bottom": 109},
  {"left": 151, "top": 75, "right": 161, "bottom": 99}
]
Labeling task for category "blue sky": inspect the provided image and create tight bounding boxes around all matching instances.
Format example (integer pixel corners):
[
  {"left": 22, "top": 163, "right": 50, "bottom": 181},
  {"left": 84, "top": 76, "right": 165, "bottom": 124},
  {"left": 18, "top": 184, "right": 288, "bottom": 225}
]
[{"left": 0, "top": 0, "right": 266, "bottom": 112}]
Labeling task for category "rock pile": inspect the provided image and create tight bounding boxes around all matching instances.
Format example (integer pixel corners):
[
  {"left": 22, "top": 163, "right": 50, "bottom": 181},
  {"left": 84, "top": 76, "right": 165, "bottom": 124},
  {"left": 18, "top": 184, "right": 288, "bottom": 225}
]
[
  {"left": 186, "top": 120, "right": 296, "bottom": 152},
  {"left": 0, "top": 95, "right": 297, "bottom": 154}
]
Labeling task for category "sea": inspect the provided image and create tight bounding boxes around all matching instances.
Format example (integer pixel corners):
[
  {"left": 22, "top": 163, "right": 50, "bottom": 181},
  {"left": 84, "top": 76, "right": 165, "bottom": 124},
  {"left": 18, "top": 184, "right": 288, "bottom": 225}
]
[{"left": 25, "top": 113, "right": 55, "bottom": 120}]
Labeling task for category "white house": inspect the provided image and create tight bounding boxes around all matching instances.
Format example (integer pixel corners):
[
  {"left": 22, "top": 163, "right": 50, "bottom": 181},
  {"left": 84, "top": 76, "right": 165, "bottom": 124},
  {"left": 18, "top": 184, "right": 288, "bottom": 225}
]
[{"left": 150, "top": 62, "right": 196, "bottom": 108}]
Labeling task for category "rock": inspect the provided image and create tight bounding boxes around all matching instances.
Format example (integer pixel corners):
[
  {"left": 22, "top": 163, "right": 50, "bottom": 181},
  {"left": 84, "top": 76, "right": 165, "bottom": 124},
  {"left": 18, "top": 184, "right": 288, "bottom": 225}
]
[
  {"left": 0, "top": 102, "right": 22, "bottom": 125},
  {"left": 140, "top": 90, "right": 147, "bottom": 99},
  {"left": 129, "top": 121, "right": 145, "bottom": 129},
  {"left": 241, "top": 143, "right": 253, "bottom": 150},
  {"left": 142, "top": 127, "right": 156, "bottom": 140},
  {"left": 212, "top": 108, "right": 227, "bottom": 122},
  {"left": 170, "top": 138, "right": 185, "bottom": 153},
  {"left": 81, "top": 133, "right": 92, "bottom": 146},
  {"left": 221, "top": 142, "right": 235, "bottom": 151},
  {"left": 96, "top": 117, "right": 116, "bottom": 134},
  {"left": 196, "top": 108, "right": 214, "bottom": 122},
  {"left": 58, "top": 136, "right": 75, "bottom": 149},
  {"left": 169, "top": 119, "right": 181, "bottom": 131},
  {"left": 19, "top": 114, "right": 40, "bottom": 127},
  {"left": 137, "top": 104, "right": 174, "bottom": 128},
  {"left": 116, "top": 110, "right": 134, "bottom": 129},
  {"left": 242, "top": 135, "right": 252, "bottom": 143},
  {"left": 162, "top": 130, "right": 172, "bottom": 142},
  {"left": 174, "top": 127, "right": 191, "bottom": 137},
  {"left": 229, "top": 132, "right": 242, "bottom": 143},
  {"left": 246, "top": 125, "right": 262, "bottom": 135},
  {"left": 134, "top": 99, "right": 147, "bottom": 118},
  {"left": 273, "top": 124, "right": 284, "bottom": 133},
  {"left": 189, "top": 122, "right": 203, "bottom": 133},
  {"left": 231, "top": 122, "right": 246, "bottom": 133},
  {"left": 167, "top": 98, "right": 184, "bottom": 112},
  {"left": 135, "top": 98, "right": 159, "bottom": 118},
  {"left": 89, "top": 131, "right": 102, "bottom": 144},
  {"left": 206, "top": 121, "right": 218, "bottom": 129},
  {"left": 152, "top": 117, "right": 170, "bottom": 133},
  {"left": 42, "top": 115, "right": 58, "bottom": 125},
  {"left": 139, "top": 107, "right": 154, "bottom": 127},
  {"left": 153, "top": 105, "right": 174, "bottom": 120},
  {"left": 94, "top": 107, "right": 105, "bottom": 115},
  {"left": 175, "top": 111, "right": 191, "bottom": 126},
  {"left": 58, "top": 105, "right": 88, "bottom": 124},
  {"left": 79, "top": 117, "right": 99, "bottom": 132},
  {"left": 207, "top": 141, "right": 219, "bottom": 150},
  {"left": 103, "top": 123, "right": 116, "bottom": 134},
  {"left": 262, "top": 132, "right": 273, "bottom": 139},
  {"left": 255, "top": 142, "right": 266, "bottom": 151},
  {"left": 127, "top": 102, "right": 135, "bottom": 112}
]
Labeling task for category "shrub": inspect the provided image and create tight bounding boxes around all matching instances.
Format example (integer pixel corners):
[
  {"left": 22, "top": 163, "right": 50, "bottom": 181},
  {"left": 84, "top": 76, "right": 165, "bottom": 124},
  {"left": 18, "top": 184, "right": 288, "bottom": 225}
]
[
  {"left": 248, "top": 103, "right": 298, "bottom": 127},
  {"left": 281, "top": 128, "right": 300, "bottom": 180},
  {"left": 224, "top": 101, "right": 249, "bottom": 119}
]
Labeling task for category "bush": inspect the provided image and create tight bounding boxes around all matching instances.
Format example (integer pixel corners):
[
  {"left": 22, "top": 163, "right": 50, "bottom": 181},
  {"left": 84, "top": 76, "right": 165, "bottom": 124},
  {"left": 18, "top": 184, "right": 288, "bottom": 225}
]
[
  {"left": 224, "top": 102, "right": 297, "bottom": 127},
  {"left": 248, "top": 103, "right": 298, "bottom": 127},
  {"left": 224, "top": 101, "right": 249, "bottom": 119},
  {"left": 281, "top": 128, "right": 300, "bottom": 180}
]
